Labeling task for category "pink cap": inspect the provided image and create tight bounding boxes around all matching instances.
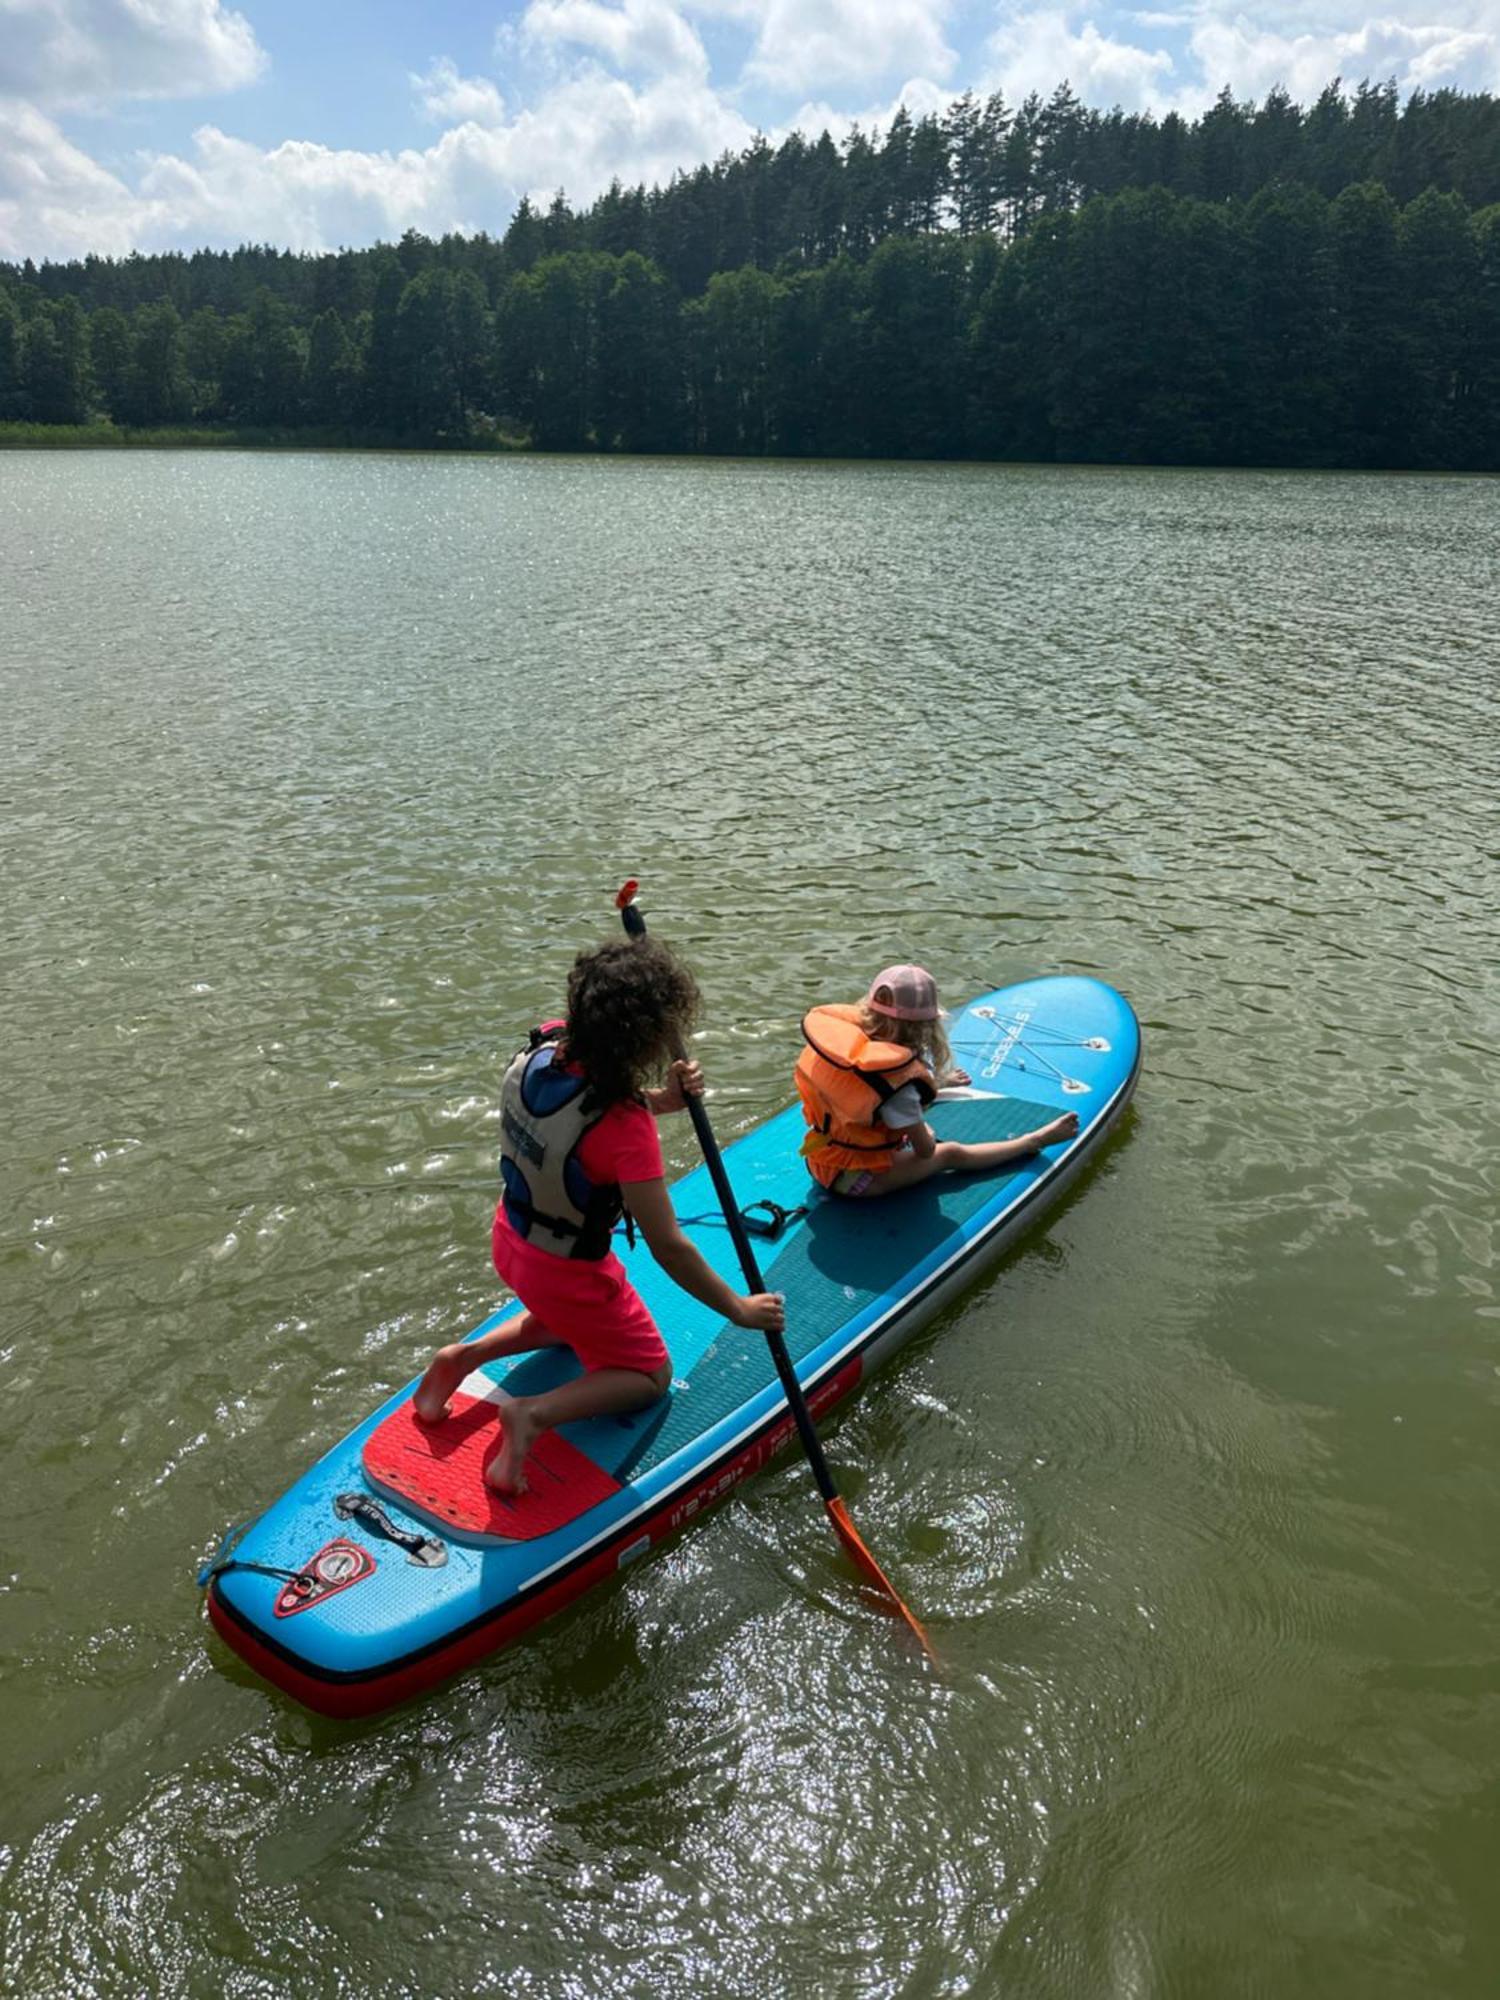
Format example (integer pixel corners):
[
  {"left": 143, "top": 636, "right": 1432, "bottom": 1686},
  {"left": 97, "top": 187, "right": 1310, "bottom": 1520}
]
[{"left": 866, "top": 964, "right": 940, "bottom": 1021}]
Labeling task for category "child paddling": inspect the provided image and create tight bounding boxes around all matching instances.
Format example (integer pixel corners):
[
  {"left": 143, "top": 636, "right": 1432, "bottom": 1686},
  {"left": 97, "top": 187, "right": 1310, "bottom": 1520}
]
[
  {"left": 796, "top": 964, "right": 1077, "bottom": 1198},
  {"left": 415, "top": 936, "right": 784, "bottom": 1494}
]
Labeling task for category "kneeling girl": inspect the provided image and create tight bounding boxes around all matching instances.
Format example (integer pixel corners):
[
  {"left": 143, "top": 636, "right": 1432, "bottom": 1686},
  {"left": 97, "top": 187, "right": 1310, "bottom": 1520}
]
[{"left": 416, "top": 936, "right": 783, "bottom": 1494}]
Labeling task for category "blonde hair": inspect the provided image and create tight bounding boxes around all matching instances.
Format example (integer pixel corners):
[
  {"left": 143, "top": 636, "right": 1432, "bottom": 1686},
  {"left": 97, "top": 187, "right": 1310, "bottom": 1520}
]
[{"left": 857, "top": 1000, "right": 951, "bottom": 1076}]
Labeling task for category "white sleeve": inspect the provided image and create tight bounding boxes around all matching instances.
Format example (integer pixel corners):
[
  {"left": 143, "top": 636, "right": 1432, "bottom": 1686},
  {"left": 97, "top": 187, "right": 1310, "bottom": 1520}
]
[{"left": 877, "top": 1082, "right": 927, "bottom": 1130}]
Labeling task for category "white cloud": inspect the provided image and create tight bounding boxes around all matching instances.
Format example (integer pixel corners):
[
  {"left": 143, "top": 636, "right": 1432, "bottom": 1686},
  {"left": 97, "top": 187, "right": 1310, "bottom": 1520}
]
[
  {"left": 0, "top": 66, "right": 756, "bottom": 259},
  {"left": 977, "top": 8, "right": 1500, "bottom": 117},
  {"left": 984, "top": 11, "right": 1176, "bottom": 109},
  {"left": 777, "top": 74, "right": 957, "bottom": 148},
  {"left": 6, "top": 0, "right": 1500, "bottom": 264},
  {"left": 731, "top": 1, "right": 958, "bottom": 95},
  {"left": 132, "top": 127, "right": 450, "bottom": 255},
  {"left": 0, "top": 96, "right": 141, "bottom": 256},
  {"left": 521, "top": 0, "right": 711, "bottom": 80},
  {"left": 490, "top": 64, "right": 752, "bottom": 192},
  {"left": 411, "top": 58, "right": 506, "bottom": 127},
  {"left": 1185, "top": 16, "right": 1500, "bottom": 106},
  {"left": 0, "top": 0, "right": 265, "bottom": 108}
]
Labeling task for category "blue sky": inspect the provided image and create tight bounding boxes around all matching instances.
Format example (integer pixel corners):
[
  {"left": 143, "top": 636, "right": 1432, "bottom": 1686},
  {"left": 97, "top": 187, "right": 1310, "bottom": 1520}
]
[{"left": 3, "top": 1, "right": 1498, "bottom": 263}]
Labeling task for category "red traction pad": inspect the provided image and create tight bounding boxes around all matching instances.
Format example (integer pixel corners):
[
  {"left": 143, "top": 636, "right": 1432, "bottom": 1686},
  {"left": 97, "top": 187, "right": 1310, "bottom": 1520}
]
[{"left": 361, "top": 1390, "right": 623, "bottom": 1541}]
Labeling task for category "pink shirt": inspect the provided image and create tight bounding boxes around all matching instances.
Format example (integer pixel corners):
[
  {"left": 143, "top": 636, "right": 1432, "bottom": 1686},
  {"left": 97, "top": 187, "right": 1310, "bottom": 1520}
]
[{"left": 574, "top": 1094, "right": 664, "bottom": 1188}]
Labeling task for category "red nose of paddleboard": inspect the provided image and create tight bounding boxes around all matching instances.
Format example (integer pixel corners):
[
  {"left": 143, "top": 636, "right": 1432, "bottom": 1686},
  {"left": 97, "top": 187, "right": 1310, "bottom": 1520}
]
[{"left": 615, "top": 879, "right": 639, "bottom": 910}]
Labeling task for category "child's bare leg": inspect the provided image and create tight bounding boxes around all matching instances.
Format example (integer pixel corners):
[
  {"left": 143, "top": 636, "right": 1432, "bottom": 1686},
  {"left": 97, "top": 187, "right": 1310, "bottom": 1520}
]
[
  {"left": 943, "top": 1112, "right": 1079, "bottom": 1172},
  {"left": 487, "top": 1359, "right": 672, "bottom": 1495},
  {"left": 858, "top": 1114, "right": 1080, "bottom": 1198},
  {"left": 413, "top": 1311, "right": 562, "bottom": 1423},
  {"left": 857, "top": 1148, "right": 948, "bottom": 1195}
]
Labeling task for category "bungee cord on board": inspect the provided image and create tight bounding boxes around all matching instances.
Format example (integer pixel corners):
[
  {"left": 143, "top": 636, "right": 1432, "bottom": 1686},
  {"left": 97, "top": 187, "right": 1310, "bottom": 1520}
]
[{"left": 951, "top": 1003, "right": 1113, "bottom": 1095}]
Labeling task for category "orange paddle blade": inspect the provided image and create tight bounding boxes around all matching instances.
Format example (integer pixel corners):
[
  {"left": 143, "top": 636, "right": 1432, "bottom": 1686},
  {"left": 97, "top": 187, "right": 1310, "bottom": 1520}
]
[{"left": 826, "top": 1497, "right": 938, "bottom": 1664}]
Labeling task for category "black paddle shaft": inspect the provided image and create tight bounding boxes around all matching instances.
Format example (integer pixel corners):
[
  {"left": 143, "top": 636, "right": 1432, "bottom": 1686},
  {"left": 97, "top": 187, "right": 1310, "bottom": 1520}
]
[{"left": 621, "top": 897, "right": 840, "bottom": 1505}]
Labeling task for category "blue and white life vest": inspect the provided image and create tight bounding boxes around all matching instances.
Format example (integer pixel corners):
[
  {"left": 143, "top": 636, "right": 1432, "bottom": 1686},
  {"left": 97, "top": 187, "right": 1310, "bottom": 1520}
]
[{"left": 498, "top": 1033, "right": 624, "bottom": 1260}]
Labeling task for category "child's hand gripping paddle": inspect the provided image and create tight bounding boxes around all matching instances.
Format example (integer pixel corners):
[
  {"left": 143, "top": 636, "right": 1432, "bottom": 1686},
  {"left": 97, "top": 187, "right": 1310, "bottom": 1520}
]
[{"left": 615, "top": 880, "right": 935, "bottom": 1662}]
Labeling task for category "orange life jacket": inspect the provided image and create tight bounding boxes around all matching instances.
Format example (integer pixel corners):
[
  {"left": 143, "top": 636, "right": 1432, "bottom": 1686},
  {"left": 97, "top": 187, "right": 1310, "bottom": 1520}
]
[{"left": 794, "top": 1004, "right": 936, "bottom": 1184}]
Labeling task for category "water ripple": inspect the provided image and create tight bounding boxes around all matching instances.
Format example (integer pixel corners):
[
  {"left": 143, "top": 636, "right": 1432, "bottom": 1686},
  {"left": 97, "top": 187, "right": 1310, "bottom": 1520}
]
[{"left": 2, "top": 455, "right": 1497, "bottom": 1998}]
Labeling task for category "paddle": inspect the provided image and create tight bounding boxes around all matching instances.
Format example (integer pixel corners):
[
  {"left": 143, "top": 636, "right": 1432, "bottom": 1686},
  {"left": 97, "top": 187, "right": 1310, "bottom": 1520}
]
[{"left": 615, "top": 880, "right": 935, "bottom": 1661}]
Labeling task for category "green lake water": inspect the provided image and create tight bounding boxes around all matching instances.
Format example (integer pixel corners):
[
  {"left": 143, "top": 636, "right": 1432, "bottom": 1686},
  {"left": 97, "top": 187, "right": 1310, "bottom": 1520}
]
[{"left": 1, "top": 450, "right": 1496, "bottom": 1998}]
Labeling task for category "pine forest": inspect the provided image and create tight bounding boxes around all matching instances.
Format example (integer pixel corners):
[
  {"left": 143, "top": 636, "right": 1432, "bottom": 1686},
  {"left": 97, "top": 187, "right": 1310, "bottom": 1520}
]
[{"left": 4, "top": 80, "right": 1499, "bottom": 469}]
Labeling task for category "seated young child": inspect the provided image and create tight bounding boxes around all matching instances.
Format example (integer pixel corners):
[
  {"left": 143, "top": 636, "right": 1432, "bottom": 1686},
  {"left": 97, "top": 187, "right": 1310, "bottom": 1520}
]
[{"left": 795, "top": 964, "right": 1077, "bottom": 1198}]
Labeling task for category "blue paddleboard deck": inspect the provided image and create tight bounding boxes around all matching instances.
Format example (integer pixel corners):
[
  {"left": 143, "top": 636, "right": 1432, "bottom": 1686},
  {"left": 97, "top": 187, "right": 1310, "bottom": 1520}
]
[{"left": 205, "top": 976, "right": 1140, "bottom": 1715}]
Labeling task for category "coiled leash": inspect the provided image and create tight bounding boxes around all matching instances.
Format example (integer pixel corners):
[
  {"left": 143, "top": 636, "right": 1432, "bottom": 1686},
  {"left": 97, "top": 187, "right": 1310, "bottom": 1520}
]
[
  {"left": 198, "top": 1492, "right": 447, "bottom": 1606},
  {"left": 738, "top": 1199, "right": 807, "bottom": 1240},
  {"left": 197, "top": 1520, "right": 322, "bottom": 1600}
]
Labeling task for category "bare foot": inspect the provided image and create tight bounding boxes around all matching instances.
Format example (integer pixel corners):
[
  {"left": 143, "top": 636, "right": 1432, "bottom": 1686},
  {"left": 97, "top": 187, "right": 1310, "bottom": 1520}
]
[
  {"left": 485, "top": 1399, "right": 542, "bottom": 1496},
  {"left": 413, "top": 1343, "right": 471, "bottom": 1424},
  {"left": 1033, "top": 1112, "right": 1080, "bottom": 1147}
]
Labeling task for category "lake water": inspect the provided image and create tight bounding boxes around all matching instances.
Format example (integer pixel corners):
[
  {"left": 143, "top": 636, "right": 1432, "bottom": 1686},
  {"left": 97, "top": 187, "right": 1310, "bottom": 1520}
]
[{"left": 1, "top": 449, "right": 1496, "bottom": 1999}]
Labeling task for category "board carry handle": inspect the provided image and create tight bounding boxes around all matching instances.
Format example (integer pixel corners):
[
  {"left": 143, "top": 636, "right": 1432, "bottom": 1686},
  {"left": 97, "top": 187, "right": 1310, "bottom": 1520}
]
[{"left": 614, "top": 880, "right": 935, "bottom": 1662}]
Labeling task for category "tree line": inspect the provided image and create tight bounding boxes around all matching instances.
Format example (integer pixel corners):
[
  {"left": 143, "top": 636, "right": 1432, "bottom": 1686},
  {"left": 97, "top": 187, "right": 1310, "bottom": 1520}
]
[{"left": 2, "top": 80, "right": 1499, "bottom": 468}]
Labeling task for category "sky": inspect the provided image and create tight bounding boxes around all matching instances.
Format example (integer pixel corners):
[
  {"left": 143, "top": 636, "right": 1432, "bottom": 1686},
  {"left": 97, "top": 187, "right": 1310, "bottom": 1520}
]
[{"left": 2, "top": 0, "right": 1498, "bottom": 264}]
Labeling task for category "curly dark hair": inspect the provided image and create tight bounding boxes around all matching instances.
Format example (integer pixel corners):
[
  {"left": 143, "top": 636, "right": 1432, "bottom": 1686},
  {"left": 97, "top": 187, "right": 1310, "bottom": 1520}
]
[{"left": 562, "top": 936, "right": 701, "bottom": 1106}]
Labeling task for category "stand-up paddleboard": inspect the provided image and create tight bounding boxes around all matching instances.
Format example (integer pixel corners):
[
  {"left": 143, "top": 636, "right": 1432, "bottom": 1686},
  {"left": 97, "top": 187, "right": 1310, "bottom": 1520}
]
[{"left": 202, "top": 976, "right": 1140, "bottom": 1716}]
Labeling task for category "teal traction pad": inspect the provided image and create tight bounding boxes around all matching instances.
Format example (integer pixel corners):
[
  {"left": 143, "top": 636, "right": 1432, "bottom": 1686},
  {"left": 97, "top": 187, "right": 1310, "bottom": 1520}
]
[{"left": 490, "top": 1093, "right": 1056, "bottom": 1487}]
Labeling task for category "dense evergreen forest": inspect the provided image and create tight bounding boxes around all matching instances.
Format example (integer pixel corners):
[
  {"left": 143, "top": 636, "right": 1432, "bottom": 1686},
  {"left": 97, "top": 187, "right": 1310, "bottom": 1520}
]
[{"left": 4, "top": 79, "right": 1500, "bottom": 468}]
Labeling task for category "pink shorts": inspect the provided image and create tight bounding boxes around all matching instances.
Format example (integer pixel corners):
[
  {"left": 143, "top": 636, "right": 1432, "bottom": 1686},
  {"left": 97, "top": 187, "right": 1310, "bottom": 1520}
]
[
  {"left": 827, "top": 1167, "right": 881, "bottom": 1198},
  {"left": 492, "top": 1209, "right": 670, "bottom": 1376}
]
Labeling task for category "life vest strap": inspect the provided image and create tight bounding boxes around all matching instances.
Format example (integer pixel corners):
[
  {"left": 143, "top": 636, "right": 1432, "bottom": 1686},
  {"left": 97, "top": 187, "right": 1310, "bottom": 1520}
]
[
  {"left": 820, "top": 1128, "right": 900, "bottom": 1151},
  {"left": 513, "top": 1199, "right": 583, "bottom": 1241},
  {"left": 505, "top": 1191, "right": 635, "bottom": 1253}
]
